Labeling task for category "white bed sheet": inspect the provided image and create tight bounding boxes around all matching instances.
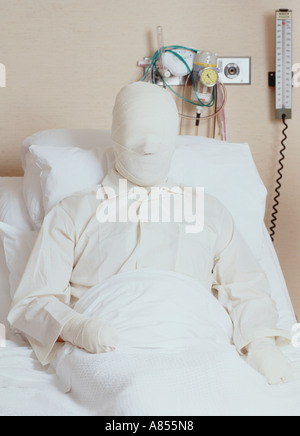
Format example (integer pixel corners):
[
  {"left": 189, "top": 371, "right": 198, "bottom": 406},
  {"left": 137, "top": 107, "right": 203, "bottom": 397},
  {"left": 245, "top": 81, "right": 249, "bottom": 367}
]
[
  {"left": 0, "top": 226, "right": 298, "bottom": 416},
  {"left": 260, "top": 226, "right": 297, "bottom": 329},
  {"left": 0, "top": 338, "right": 89, "bottom": 416},
  {"left": 0, "top": 241, "right": 10, "bottom": 331},
  {"left": 0, "top": 232, "right": 88, "bottom": 415}
]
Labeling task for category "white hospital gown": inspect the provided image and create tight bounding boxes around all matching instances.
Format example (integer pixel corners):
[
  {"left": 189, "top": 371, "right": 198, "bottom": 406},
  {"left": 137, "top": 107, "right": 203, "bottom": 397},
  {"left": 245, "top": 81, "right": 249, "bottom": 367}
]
[{"left": 8, "top": 169, "right": 289, "bottom": 365}]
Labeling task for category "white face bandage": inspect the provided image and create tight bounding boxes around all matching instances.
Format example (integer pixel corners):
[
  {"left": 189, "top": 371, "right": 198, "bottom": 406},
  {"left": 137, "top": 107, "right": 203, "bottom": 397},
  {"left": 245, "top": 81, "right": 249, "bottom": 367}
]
[{"left": 111, "top": 81, "right": 179, "bottom": 187}]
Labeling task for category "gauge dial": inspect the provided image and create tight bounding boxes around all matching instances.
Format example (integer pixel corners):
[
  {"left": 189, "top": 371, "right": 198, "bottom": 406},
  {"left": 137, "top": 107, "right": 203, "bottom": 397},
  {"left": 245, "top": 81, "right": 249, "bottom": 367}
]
[{"left": 200, "top": 68, "right": 219, "bottom": 87}]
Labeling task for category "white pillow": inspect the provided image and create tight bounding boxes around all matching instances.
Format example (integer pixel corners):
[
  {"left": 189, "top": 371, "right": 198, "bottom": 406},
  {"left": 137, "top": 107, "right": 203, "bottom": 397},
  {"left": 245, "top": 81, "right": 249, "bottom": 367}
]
[
  {"left": 22, "top": 129, "right": 112, "bottom": 229},
  {"left": 0, "top": 222, "right": 38, "bottom": 298},
  {"left": 29, "top": 145, "right": 114, "bottom": 217},
  {"left": 0, "top": 178, "right": 33, "bottom": 230},
  {"left": 22, "top": 128, "right": 111, "bottom": 168},
  {"left": 169, "top": 136, "right": 267, "bottom": 258},
  {"left": 23, "top": 151, "right": 46, "bottom": 229}
]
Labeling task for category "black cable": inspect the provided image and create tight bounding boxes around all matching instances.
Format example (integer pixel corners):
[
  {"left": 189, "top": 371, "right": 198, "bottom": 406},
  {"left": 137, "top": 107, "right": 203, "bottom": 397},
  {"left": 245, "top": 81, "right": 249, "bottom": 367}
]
[
  {"left": 269, "top": 114, "right": 288, "bottom": 242},
  {"left": 195, "top": 112, "right": 201, "bottom": 127}
]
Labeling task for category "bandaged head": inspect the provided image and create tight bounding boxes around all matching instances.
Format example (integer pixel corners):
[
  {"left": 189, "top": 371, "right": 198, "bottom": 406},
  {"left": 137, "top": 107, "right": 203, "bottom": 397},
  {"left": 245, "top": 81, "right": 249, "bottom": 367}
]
[{"left": 111, "top": 81, "right": 179, "bottom": 187}]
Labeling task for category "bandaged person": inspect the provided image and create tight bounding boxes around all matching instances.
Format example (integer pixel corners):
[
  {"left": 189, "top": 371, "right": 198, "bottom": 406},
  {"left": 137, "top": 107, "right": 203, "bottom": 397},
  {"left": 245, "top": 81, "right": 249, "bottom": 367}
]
[{"left": 8, "top": 82, "right": 293, "bottom": 385}]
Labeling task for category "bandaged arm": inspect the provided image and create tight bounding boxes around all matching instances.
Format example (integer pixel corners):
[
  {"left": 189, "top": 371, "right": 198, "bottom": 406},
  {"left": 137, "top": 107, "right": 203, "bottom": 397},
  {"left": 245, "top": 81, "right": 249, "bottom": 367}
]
[
  {"left": 246, "top": 337, "right": 294, "bottom": 384},
  {"left": 8, "top": 203, "right": 117, "bottom": 366},
  {"left": 212, "top": 208, "right": 291, "bottom": 355}
]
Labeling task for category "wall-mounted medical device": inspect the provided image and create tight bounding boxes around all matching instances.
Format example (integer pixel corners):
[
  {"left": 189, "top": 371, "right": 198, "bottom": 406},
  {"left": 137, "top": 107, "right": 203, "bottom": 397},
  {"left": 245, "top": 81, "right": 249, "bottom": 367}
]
[
  {"left": 191, "top": 51, "right": 219, "bottom": 105},
  {"left": 137, "top": 26, "right": 229, "bottom": 139},
  {"left": 275, "top": 9, "right": 293, "bottom": 120},
  {"left": 218, "top": 57, "right": 251, "bottom": 85},
  {"left": 137, "top": 26, "right": 251, "bottom": 142},
  {"left": 268, "top": 9, "right": 293, "bottom": 242}
]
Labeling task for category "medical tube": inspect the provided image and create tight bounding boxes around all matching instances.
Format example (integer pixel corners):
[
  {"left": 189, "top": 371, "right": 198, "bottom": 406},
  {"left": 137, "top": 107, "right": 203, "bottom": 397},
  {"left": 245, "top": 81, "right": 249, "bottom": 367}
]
[
  {"left": 157, "top": 26, "right": 169, "bottom": 78},
  {"left": 178, "top": 81, "right": 227, "bottom": 121},
  {"left": 157, "top": 26, "right": 164, "bottom": 52}
]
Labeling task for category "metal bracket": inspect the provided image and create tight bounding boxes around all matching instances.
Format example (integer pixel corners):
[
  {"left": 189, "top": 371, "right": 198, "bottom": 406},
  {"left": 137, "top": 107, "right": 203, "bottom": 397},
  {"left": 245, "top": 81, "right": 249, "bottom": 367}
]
[
  {"left": 138, "top": 57, "right": 189, "bottom": 86},
  {"left": 269, "top": 72, "right": 276, "bottom": 87}
]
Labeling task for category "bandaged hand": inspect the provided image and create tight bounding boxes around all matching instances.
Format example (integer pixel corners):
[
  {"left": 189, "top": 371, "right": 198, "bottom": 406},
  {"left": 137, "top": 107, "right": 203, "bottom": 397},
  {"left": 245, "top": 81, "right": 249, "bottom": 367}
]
[
  {"left": 246, "top": 337, "right": 294, "bottom": 385},
  {"left": 61, "top": 313, "right": 119, "bottom": 354}
]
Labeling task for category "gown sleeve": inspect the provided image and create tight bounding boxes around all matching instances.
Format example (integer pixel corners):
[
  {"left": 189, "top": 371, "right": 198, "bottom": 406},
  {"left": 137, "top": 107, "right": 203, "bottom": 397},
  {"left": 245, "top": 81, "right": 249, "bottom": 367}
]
[
  {"left": 212, "top": 207, "right": 291, "bottom": 355},
  {"left": 8, "top": 203, "right": 77, "bottom": 365}
]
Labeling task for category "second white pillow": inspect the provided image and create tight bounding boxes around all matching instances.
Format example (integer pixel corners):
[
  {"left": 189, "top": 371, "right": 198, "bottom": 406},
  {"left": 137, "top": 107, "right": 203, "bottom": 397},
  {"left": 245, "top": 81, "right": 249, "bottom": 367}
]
[{"left": 29, "top": 145, "right": 114, "bottom": 216}]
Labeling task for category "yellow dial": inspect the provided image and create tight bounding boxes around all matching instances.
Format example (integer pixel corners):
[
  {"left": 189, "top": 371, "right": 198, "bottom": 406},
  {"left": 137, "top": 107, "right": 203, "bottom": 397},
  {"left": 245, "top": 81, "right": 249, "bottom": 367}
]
[{"left": 200, "top": 68, "right": 219, "bottom": 87}]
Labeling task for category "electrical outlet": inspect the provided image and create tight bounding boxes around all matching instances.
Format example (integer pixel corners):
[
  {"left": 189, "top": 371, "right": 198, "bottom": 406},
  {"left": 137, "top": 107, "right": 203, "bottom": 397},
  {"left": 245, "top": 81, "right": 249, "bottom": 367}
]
[{"left": 218, "top": 57, "right": 251, "bottom": 85}]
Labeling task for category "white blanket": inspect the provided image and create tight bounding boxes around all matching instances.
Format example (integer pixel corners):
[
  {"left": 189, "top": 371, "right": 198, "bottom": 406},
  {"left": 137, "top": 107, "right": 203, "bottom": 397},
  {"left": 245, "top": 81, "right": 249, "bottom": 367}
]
[{"left": 54, "top": 270, "right": 300, "bottom": 416}]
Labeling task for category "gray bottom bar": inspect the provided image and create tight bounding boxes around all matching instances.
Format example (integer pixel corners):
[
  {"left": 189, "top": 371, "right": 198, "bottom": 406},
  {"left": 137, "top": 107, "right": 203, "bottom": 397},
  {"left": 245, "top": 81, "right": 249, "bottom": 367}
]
[{"left": 276, "top": 109, "right": 292, "bottom": 119}]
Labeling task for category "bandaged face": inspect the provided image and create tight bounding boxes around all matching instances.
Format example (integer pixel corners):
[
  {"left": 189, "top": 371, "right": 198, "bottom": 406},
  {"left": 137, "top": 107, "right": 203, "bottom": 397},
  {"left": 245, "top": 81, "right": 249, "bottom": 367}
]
[{"left": 111, "top": 82, "right": 179, "bottom": 187}]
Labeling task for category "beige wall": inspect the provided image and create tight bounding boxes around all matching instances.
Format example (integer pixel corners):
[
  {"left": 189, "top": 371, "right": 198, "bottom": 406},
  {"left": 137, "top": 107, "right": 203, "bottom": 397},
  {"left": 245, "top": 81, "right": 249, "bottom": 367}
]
[{"left": 0, "top": 0, "right": 299, "bottom": 317}]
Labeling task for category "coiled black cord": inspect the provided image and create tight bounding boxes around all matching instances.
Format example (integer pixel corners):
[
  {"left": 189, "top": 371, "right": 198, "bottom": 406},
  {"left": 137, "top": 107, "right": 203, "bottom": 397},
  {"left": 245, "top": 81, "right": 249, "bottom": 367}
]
[{"left": 269, "top": 114, "right": 288, "bottom": 242}]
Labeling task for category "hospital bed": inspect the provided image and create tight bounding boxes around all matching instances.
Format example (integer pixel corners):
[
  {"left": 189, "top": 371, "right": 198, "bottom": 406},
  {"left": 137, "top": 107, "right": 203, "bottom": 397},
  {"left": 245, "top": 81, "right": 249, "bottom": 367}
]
[{"left": 0, "top": 129, "right": 299, "bottom": 416}]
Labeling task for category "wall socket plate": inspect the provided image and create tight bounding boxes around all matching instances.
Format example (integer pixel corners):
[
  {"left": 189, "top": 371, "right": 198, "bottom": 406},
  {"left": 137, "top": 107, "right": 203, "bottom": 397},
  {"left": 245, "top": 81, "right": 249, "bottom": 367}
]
[{"left": 218, "top": 57, "right": 251, "bottom": 85}]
